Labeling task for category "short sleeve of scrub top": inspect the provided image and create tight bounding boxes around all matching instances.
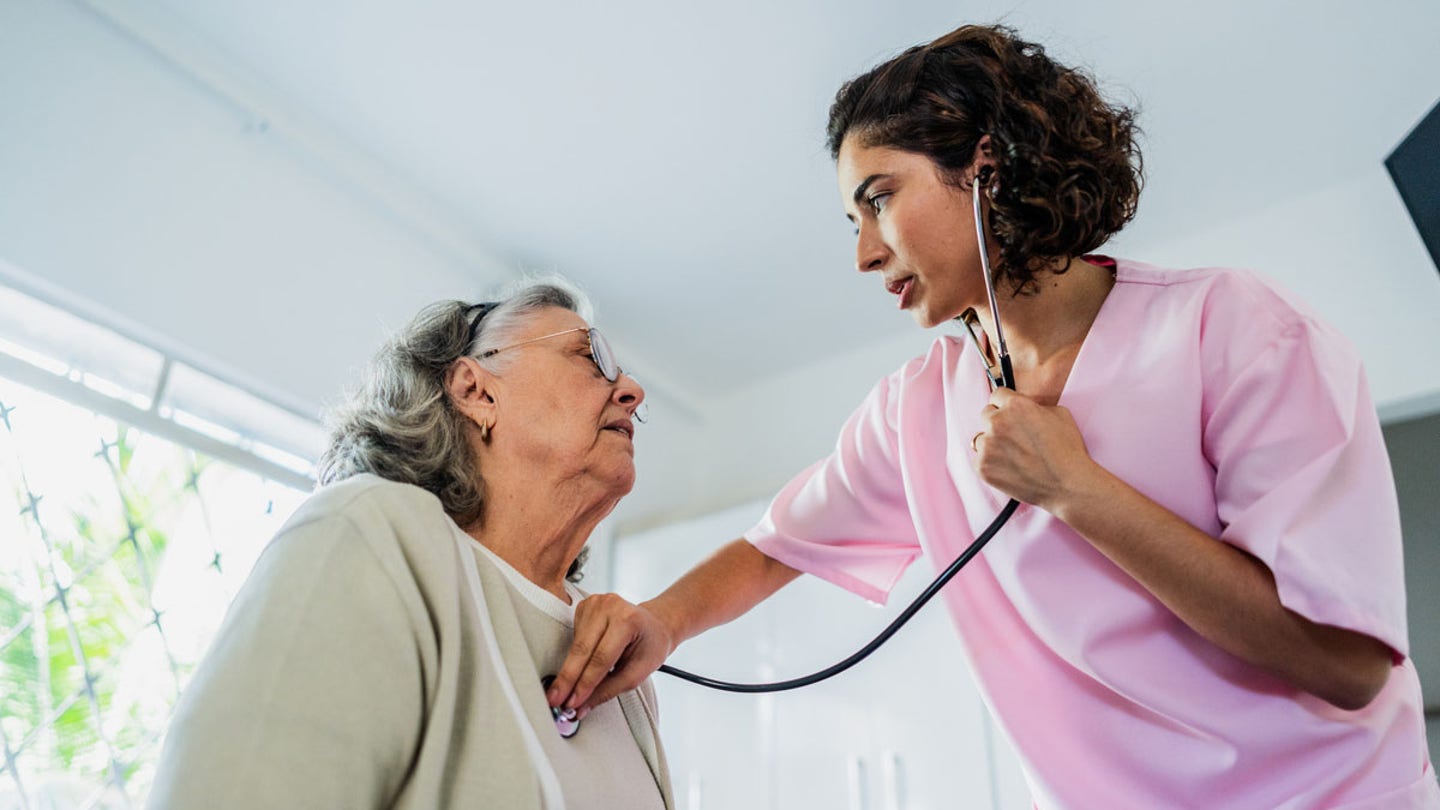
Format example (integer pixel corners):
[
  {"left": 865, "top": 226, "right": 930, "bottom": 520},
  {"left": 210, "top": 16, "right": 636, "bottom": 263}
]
[{"left": 1198, "top": 271, "right": 1408, "bottom": 658}]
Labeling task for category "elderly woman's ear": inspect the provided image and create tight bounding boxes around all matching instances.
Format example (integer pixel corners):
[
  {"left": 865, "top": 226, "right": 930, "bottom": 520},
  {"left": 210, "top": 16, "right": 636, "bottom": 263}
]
[{"left": 445, "top": 356, "right": 498, "bottom": 437}]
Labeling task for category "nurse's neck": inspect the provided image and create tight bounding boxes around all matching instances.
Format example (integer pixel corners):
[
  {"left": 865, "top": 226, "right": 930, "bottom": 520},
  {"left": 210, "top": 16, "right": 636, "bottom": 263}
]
[{"left": 970, "top": 255, "right": 1115, "bottom": 371}]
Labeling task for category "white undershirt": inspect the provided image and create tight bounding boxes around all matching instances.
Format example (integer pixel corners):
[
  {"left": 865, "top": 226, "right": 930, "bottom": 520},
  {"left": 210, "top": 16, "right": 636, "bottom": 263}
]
[{"left": 469, "top": 538, "right": 667, "bottom": 810}]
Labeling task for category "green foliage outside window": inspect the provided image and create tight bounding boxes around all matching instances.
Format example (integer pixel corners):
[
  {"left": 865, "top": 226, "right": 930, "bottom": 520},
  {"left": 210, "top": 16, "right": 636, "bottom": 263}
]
[{"left": 0, "top": 379, "right": 307, "bottom": 808}]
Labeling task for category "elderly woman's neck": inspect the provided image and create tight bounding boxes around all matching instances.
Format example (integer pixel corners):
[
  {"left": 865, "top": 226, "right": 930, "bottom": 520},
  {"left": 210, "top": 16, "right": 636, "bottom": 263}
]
[{"left": 463, "top": 482, "right": 616, "bottom": 603}]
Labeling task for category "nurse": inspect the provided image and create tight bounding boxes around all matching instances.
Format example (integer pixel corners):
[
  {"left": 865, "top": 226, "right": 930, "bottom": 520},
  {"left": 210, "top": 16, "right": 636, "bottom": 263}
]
[{"left": 550, "top": 23, "right": 1439, "bottom": 808}]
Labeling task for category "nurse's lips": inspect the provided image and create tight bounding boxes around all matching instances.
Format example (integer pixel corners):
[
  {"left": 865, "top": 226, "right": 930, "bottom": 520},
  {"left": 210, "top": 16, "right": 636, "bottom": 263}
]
[{"left": 886, "top": 276, "right": 916, "bottom": 309}]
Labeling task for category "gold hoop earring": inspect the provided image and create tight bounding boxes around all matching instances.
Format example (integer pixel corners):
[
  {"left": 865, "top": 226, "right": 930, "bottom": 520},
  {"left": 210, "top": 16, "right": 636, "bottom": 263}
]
[{"left": 479, "top": 422, "right": 491, "bottom": 441}]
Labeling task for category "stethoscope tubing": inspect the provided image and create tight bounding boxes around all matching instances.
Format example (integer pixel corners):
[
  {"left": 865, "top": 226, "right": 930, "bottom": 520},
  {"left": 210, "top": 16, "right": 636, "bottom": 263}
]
[{"left": 657, "top": 497, "right": 1019, "bottom": 693}]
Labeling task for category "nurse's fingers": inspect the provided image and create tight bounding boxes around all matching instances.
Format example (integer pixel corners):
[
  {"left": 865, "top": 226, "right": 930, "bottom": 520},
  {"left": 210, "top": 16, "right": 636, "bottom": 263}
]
[
  {"left": 550, "top": 595, "right": 628, "bottom": 709},
  {"left": 983, "top": 389, "right": 1049, "bottom": 434},
  {"left": 988, "top": 387, "right": 1017, "bottom": 408},
  {"left": 549, "top": 594, "right": 670, "bottom": 711},
  {"left": 579, "top": 647, "right": 663, "bottom": 715}
]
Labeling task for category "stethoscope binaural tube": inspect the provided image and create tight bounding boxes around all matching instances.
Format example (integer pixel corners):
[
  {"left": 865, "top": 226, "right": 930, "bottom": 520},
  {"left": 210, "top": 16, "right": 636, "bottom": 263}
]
[
  {"left": 659, "top": 170, "right": 1020, "bottom": 694},
  {"left": 973, "top": 165, "right": 1016, "bottom": 393}
]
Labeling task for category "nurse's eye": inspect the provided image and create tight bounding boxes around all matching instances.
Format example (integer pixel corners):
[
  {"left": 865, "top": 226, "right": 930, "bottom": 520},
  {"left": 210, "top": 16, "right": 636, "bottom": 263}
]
[{"left": 867, "top": 192, "right": 892, "bottom": 214}]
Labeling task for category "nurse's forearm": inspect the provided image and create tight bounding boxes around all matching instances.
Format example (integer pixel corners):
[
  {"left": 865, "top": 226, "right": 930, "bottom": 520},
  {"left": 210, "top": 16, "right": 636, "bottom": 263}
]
[
  {"left": 1047, "top": 464, "right": 1393, "bottom": 711},
  {"left": 646, "top": 539, "right": 802, "bottom": 646},
  {"left": 553, "top": 539, "right": 799, "bottom": 712}
]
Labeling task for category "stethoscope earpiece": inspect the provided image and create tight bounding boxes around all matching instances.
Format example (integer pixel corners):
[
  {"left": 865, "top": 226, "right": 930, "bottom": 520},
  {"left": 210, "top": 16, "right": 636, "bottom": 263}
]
[{"left": 540, "top": 675, "right": 580, "bottom": 739}]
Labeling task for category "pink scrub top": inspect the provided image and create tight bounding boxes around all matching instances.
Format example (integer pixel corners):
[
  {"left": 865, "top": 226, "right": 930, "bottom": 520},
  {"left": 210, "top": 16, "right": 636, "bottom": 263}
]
[{"left": 746, "top": 259, "right": 1440, "bottom": 809}]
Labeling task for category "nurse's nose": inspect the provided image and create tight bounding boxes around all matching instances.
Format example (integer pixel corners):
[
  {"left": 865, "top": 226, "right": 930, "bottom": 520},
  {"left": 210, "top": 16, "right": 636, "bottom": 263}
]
[{"left": 855, "top": 220, "right": 887, "bottom": 273}]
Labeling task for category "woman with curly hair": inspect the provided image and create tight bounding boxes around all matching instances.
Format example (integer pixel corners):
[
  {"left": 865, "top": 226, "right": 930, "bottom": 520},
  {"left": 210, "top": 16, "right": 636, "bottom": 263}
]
[{"left": 549, "top": 24, "right": 1439, "bottom": 808}]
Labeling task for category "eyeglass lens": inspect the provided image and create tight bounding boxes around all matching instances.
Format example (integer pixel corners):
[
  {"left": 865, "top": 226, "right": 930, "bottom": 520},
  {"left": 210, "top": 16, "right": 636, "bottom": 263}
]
[
  {"left": 590, "top": 329, "right": 649, "bottom": 423},
  {"left": 588, "top": 329, "right": 619, "bottom": 382}
]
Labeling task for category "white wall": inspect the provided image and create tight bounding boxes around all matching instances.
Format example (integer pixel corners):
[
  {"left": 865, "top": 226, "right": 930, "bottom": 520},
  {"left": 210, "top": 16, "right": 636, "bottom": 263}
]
[
  {"left": 621, "top": 326, "right": 939, "bottom": 534},
  {"left": 0, "top": 0, "right": 508, "bottom": 422}
]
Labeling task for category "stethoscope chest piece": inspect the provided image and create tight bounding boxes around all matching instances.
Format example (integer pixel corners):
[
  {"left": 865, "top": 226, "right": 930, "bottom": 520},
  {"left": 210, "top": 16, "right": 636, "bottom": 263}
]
[{"left": 541, "top": 675, "right": 580, "bottom": 738}]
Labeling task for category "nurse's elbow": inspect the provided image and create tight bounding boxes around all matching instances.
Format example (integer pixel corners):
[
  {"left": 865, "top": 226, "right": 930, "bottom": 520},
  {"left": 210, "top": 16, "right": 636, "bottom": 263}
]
[
  {"left": 1321, "top": 675, "right": 1386, "bottom": 711},
  {"left": 1314, "top": 648, "right": 1393, "bottom": 711},
  {"left": 1289, "top": 616, "right": 1395, "bottom": 711}
]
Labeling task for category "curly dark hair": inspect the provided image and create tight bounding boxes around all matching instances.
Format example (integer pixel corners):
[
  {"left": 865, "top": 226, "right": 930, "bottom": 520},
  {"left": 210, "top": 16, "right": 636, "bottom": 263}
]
[{"left": 826, "top": 24, "right": 1143, "bottom": 291}]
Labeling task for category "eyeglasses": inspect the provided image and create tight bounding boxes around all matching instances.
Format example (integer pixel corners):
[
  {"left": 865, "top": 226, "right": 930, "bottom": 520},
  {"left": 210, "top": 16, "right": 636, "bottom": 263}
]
[
  {"left": 481, "top": 326, "right": 621, "bottom": 381},
  {"left": 466, "top": 303, "right": 648, "bottom": 422}
]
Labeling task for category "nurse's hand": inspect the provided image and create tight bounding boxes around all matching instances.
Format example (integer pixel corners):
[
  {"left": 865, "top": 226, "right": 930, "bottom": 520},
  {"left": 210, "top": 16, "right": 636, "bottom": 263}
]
[
  {"left": 548, "top": 594, "right": 676, "bottom": 716},
  {"left": 972, "top": 387, "right": 1099, "bottom": 511}
]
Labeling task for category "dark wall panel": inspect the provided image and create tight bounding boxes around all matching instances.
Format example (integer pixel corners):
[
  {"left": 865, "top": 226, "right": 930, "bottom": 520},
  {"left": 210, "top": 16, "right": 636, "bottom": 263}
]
[{"left": 1387, "top": 99, "right": 1440, "bottom": 274}]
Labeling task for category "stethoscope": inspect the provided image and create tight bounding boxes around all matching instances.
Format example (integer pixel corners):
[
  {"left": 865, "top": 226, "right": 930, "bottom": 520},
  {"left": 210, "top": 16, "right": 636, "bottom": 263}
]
[{"left": 546, "top": 167, "right": 1021, "bottom": 736}]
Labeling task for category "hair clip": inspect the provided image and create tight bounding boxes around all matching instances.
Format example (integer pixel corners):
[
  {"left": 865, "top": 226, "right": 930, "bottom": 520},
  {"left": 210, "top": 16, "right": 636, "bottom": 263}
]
[{"left": 466, "top": 302, "right": 499, "bottom": 343}]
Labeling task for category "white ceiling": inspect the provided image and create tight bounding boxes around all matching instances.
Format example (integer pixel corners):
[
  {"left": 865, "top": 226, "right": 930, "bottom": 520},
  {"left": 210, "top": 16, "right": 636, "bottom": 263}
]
[{"left": 139, "top": 0, "right": 1440, "bottom": 403}]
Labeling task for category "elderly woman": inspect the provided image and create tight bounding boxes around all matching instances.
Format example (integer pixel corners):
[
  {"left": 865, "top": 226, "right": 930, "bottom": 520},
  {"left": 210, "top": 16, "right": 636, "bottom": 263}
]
[{"left": 148, "top": 279, "right": 669, "bottom": 809}]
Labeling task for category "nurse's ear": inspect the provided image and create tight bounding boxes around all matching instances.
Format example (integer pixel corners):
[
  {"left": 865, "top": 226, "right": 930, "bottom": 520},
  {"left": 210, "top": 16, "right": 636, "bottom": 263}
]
[{"left": 970, "top": 135, "right": 999, "bottom": 194}]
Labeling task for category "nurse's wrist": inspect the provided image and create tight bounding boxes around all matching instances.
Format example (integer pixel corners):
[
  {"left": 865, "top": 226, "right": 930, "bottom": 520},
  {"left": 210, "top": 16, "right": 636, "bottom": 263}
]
[
  {"left": 638, "top": 596, "right": 685, "bottom": 656},
  {"left": 1043, "top": 458, "right": 1114, "bottom": 524}
]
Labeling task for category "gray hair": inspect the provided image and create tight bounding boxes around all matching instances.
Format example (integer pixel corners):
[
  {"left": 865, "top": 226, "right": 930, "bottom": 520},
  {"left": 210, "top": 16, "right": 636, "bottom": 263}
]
[{"left": 316, "top": 276, "right": 595, "bottom": 579}]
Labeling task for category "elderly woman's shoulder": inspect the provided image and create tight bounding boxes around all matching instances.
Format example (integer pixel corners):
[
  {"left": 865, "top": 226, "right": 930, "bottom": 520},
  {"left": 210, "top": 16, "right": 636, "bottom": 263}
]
[
  {"left": 259, "top": 474, "right": 461, "bottom": 586},
  {"left": 285, "top": 473, "right": 450, "bottom": 535}
]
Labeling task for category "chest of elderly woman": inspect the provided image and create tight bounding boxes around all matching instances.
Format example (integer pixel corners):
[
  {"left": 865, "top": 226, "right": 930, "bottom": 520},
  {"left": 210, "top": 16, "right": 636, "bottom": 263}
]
[
  {"left": 463, "top": 542, "right": 670, "bottom": 810},
  {"left": 309, "top": 478, "right": 671, "bottom": 809}
]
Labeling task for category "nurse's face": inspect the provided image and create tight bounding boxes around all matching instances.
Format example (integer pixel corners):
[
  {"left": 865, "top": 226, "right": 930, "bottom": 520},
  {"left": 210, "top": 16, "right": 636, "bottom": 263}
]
[{"left": 837, "top": 137, "right": 989, "bottom": 328}]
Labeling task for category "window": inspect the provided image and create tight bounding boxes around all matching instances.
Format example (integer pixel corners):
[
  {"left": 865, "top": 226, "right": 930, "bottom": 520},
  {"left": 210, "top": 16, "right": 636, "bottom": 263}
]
[{"left": 0, "top": 272, "right": 317, "bottom": 807}]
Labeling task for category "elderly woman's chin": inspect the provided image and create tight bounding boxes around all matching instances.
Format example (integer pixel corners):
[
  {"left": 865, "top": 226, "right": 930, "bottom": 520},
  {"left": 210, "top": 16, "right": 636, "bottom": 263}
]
[
  {"left": 604, "top": 459, "right": 638, "bottom": 498},
  {"left": 594, "top": 433, "right": 639, "bottom": 493}
]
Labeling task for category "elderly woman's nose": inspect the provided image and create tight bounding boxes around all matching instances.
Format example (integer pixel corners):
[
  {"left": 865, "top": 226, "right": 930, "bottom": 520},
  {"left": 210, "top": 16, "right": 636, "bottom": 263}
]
[{"left": 615, "top": 374, "right": 645, "bottom": 406}]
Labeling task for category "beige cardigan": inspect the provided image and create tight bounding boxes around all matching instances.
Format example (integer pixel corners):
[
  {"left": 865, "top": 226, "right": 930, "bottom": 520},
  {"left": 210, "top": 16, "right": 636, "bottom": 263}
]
[{"left": 148, "top": 474, "right": 673, "bottom": 809}]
